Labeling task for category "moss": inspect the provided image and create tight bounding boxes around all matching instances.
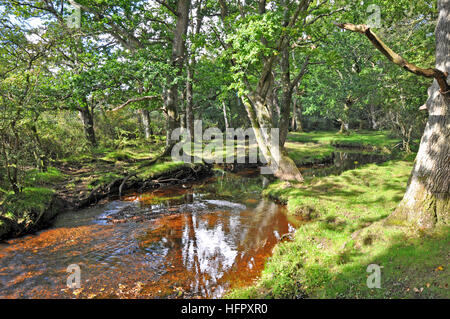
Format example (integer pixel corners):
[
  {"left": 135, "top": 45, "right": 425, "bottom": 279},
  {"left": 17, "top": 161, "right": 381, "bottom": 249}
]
[
  {"left": 23, "top": 167, "right": 66, "bottom": 187},
  {"left": 136, "top": 161, "right": 190, "bottom": 179},
  {"left": 288, "top": 130, "right": 401, "bottom": 150},
  {"left": 286, "top": 142, "right": 334, "bottom": 166},
  {"left": 0, "top": 187, "right": 58, "bottom": 239}
]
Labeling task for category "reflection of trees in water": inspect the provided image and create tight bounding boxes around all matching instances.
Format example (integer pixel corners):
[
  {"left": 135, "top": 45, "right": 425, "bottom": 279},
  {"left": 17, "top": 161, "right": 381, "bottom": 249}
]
[
  {"left": 171, "top": 200, "right": 288, "bottom": 296},
  {"left": 137, "top": 182, "right": 293, "bottom": 297},
  {"left": 203, "top": 173, "right": 265, "bottom": 199}
]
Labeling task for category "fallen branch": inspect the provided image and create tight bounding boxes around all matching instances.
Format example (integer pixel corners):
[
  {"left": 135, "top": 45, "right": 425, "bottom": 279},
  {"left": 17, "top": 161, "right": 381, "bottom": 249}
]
[
  {"left": 119, "top": 173, "right": 137, "bottom": 197},
  {"left": 333, "top": 22, "right": 450, "bottom": 94}
]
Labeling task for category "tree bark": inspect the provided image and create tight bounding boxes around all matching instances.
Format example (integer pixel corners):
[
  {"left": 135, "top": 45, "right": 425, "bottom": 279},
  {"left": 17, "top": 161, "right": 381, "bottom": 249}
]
[
  {"left": 165, "top": 0, "right": 190, "bottom": 146},
  {"left": 185, "top": 0, "right": 204, "bottom": 140},
  {"left": 186, "top": 61, "right": 194, "bottom": 138},
  {"left": 79, "top": 106, "right": 97, "bottom": 147},
  {"left": 245, "top": 92, "right": 304, "bottom": 182},
  {"left": 29, "top": 121, "right": 48, "bottom": 171},
  {"left": 279, "top": 45, "right": 292, "bottom": 147},
  {"left": 222, "top": 100, "right": 229, "bottom": 129},
  {"left": 388, "top": 0, "right": 450, "bottom": 228},
  {"left": 139, "top": 109, "right": 152, "bottom": 139}
]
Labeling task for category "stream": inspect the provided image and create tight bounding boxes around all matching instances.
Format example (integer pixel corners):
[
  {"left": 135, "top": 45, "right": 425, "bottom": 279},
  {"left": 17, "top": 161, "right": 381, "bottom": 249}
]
[{"left": 0, "top": 150, "right": 390, "bottom": 299}]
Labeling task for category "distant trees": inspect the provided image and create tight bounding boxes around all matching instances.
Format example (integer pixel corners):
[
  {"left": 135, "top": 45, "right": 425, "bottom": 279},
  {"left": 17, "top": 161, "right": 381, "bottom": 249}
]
[
  {"left": 336, "top": 0, "right": 449, "bottom": 228},
  {"left": 0, "top": 17, "right": 54, "bottom": 192}
]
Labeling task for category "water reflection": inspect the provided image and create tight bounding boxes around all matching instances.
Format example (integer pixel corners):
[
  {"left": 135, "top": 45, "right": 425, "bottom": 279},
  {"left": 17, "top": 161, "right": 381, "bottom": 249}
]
[
  {"left": 301, "top": 151, "right": 389, "bottom": 177},
  {"left": 0, "top": 170, "right": 301, "bottom": 299},
  {"left": 135, "top": 198, "right": 297, "bottom": 298}
]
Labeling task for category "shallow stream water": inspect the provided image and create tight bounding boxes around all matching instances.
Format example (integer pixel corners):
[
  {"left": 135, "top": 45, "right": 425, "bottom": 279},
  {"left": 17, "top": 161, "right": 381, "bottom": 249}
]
[{"left": 0, "top": 150, "right": 389, "bottom": 299}]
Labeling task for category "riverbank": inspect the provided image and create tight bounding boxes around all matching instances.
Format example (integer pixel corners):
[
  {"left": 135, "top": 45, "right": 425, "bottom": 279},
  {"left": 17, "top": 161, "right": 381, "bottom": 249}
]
[
  {"left": 0, "top": 143, "right": 213, "bottom": 240},
  {"left": 228, "top": 157, "right": 450, "bottom": 298},
  {"left": 286, "top": 130, "right": 402, "bottom": 166}
]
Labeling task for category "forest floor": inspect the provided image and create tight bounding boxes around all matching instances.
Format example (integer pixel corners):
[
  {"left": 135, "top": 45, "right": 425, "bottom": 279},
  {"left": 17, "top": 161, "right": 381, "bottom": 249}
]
[{"left": 228, "top": 132, "right": 449, "bottom": 299}]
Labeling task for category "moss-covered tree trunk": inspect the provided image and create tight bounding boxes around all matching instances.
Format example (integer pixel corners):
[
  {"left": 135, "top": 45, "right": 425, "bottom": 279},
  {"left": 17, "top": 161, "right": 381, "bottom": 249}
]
[
  {"left": 388, "top": 0, "right": 450, "bottom": 228},
  {"left": 244, "top": 90, "right": 303, "bottom": 182}
]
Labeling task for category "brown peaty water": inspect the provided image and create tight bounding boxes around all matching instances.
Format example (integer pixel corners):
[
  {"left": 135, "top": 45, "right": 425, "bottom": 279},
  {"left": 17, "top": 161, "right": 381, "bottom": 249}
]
[{"left": 0, "top": 170, "right": 303, "bottom": 299}]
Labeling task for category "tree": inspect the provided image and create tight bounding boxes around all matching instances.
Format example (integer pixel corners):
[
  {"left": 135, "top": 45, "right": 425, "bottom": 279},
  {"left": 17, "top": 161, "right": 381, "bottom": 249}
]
[
  {"left": 335, "top": 0, "right": 449, "bottom": 228},
  {"left": 218, "top": 0, "right": 326, "bottom": 181},
  {"left": 0, "top": 16, "right": 54, "bottom": 192}
]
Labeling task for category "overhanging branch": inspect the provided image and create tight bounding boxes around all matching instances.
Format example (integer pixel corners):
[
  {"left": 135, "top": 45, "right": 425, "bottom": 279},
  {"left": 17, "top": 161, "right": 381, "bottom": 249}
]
[
  {"left": 333, "top": 22, "right": 450, "bottom": 94},
  {"left": 109, "top": 96, "right": 162, "bottom": 112}
]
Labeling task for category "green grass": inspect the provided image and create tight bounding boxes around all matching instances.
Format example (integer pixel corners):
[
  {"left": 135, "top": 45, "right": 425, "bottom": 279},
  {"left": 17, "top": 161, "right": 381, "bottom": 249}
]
[
  {"left": 99, "top": 147, "right": 161, "bottom": 163},
  {"left": 285, "top": 130, "right": 402, "bottom": 166},
  {"left": 285, "top": 141, "right": 335, "bottom": 166},
  {"left": 228, "top": 159, "right": 450, "bottom": 299},
  {"left": 288, "top": 130, "right": 401, "bottom": 149},
  {"left": 136, "top": 160, "right": 191, "bottom": 179}
]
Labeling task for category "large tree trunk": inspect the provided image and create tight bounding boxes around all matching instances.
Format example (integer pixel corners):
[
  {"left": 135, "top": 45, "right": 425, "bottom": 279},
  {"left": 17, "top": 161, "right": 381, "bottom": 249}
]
[
  {"left": 388, "top": 0, "right": 450, "bottom": 228},
  {"left": 79, "top": 106, "right": 97, "bottom": 147},
  {"left": 338, "top": 120, "right": 349, "bottom": 134},
  {"left": 291, "top": 84, "right": 304, "bottom": 132},
  {"left": 165, "top": 0, "right": 190, "bottom": 146},
  {"left": 0, "top": 129, "right": 20, "bottom": 194},
  {"left": 338, "top": 99, "right": 351, "bottom": 134},
  {"left": 185, "top": 1, "right": 203, "bottom": 140},
  {"left": 29, "top": 121, "right": 48, "bottom": 171},
  {"left": 245, "top": 92, "right": 303, "bottom": 182},
  {"left": 295, "top": 99, "right": 303, "bottom": 132}
]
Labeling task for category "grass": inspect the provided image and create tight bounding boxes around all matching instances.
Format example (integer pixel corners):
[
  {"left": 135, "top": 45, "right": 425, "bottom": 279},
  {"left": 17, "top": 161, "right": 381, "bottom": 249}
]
[
  {"left": 286, "top": 130, "right": 402, "bottom": 166},
  {"left": 228, "top": 158, "right": 450, "bottom": 299},
  {"left": 136, "top": 160, "right": 190, "bottom": 179},
  {"left": 288, "top": 130, "right": 401, "bottom": 149}
]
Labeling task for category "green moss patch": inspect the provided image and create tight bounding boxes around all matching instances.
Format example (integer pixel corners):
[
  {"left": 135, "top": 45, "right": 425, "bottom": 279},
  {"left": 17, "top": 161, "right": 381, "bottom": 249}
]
[{"left": 0, "top": 187, "right": 59, "bottom": 239}]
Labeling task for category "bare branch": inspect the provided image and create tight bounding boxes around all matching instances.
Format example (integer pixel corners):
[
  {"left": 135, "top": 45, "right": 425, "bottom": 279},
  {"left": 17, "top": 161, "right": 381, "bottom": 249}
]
[
  {"left": 289, "top": 55, "right": 311, "bottom": 92},
  {"left": 154, "top": 0, "right": 178, "bottom": 17},
  {"left": 109, "top": 96, "right": 162, "bottom": 112},
  {"left": 334, "top": 22, "right": 450, "bottom": 94}
]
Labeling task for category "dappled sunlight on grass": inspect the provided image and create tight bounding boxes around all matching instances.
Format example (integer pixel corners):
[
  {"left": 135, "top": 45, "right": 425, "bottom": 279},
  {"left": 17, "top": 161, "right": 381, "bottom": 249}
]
[{"left": 228, "top": 159, "right": 449, "bottom": 299}]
